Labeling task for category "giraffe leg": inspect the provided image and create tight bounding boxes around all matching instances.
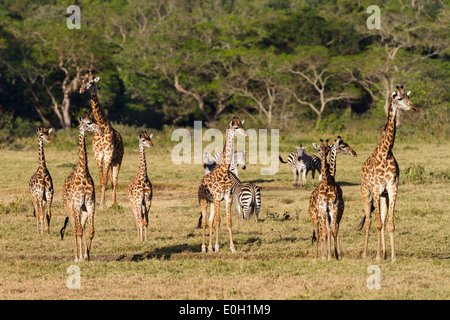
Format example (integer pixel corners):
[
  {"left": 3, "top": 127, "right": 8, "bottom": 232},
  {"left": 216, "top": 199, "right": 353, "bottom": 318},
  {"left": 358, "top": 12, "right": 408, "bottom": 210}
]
[
  {"left": 361, "top": 183, "right": 373, "bottom": 259},
  {"left": 100, "top": 160, "right": 112, "bottom": 209},
  {"left": 70, "top": 208, "right": 80, "bottom": 262},
  {"left": 372, "top": 188, "right": 382, "bottom": 261},
  {"left": 225, "top": 193, "right": 235, "bottom": 253},
  {"left": 318, "top": 207, "right": 327, "bottom": 259},
  {"left": 209, "top": 201, "right": 216, "bottom": 253},
  {"left": 325, "top": 213, "right": 332, "bottom": 260},
  {"left": 80, "top": 210, "right": 89, "bottom": 261},
  {"left": 38, "top": 200, "right": 45, "bottom": 236},
  {"left": 311, "top": 207, "right": 319, "bottom": 259},
  {"left": 110, "top": 162, "right": 121, "bottom": 206},
  {"left": 85, "top": 197, "right": 95, "bottom": 260},
  {"left": 30, "top": 193, "right": 39, "bottom": 234},
  {"left": 199, "top": 196, "right": 208, "bottom": 253},
  {"left": 131, "top": 203, "right": 141, "bottom": 241},
  {"left": 94, "top": 150, "right": 105, "bottom": 208},
  {"left": 387, "top": 184, "right": 398, "bottom": 263},
  {"left": 214, "top": 200, "right": 221, "bottom": 253},
  {"left": 331, "top": 212, "right": 339, "bottom": 260},
  {"left": 379, "top": 194, "right": 388, "bottom": 260},
  {"left": 144, "top": 186, "right": 151, "bottom": 241}
]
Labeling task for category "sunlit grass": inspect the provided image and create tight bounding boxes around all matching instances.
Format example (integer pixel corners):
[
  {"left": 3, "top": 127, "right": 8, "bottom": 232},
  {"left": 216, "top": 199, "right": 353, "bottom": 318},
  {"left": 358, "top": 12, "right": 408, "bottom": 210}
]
[{"left": 0, "top": 131, "right": 448, "bottom": 299}]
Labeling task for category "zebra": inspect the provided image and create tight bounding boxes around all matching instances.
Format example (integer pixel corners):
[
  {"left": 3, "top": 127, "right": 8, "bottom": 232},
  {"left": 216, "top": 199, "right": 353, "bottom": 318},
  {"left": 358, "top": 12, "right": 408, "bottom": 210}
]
[
  {"left": 279, "top": 145, "right": 321, "bottom": 186},
  {"left": 196, "top": 170, "right": 260, "bottom": 227},
  {"left": 203, "top": 151, "right": 247, "bottom": 178},
  {"left": 228, "top": 171, "right": 261, "bottom": 222}
]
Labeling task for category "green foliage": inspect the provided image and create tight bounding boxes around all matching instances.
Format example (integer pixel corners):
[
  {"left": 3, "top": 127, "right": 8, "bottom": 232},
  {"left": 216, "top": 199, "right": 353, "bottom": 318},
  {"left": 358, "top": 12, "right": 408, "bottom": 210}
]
[{"left": 0, "top": 0, "right": 448, "bottom": 140}]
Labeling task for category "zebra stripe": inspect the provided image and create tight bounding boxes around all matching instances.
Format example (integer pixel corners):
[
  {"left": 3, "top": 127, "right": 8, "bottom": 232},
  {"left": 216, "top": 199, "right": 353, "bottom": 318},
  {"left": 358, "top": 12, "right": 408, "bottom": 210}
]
[
  {"left": 228, "top": 171, "right": 261, "bottom": 222},
  {"left": 279, "top": 145, "right": 321, "bottom": 186},
  {"left": 203, "top": 151, "right": 247, "bottom": 178}
]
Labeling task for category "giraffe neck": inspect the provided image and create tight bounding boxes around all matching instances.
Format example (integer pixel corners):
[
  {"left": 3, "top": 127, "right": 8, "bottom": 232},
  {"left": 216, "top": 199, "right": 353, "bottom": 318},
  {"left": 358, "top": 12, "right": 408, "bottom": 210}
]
[
  {"left": 217, "top": 129, "right": 234, "bottom": 174},
  {"left": 138, "top": 145, "right": 147, "bottom": 177},
  {"left": 77, "top": 130, "right": 88, "bottom": 171},
  {"left": 329, "top": 149, "right": 337, "bottom": 177},
  {"left": 38, "top": 140, "right": 47, "bottom": 169},
  {"left": 90, "top": 90, "right": 109, "bottom": 128},
  {"left": 376, "top": 98, "right": 397, "bottom": 159},
  {"left": 320, "top": 151, "right": 333, "bottom": 186}
]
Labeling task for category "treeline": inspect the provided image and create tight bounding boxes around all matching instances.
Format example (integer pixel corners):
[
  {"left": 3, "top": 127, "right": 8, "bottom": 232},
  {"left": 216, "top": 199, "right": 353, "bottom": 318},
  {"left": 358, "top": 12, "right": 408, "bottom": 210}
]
[{"left": 0, "top": 0, "right": 448, "bottom": 139}]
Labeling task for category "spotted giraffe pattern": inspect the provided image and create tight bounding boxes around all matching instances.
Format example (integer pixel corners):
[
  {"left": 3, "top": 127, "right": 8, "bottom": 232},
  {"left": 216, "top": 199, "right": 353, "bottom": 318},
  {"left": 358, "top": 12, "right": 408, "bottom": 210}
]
[
  {"left": 198, "top": 116, "right": 247, "bottom": 253},
  {"left": 309, "top": 136, "right": 357, "bottom": 258},
  {"left": 128, "top": 132, "right": 153, "bottom": 242},
  {"left": 79, "top": 71, "right": 124, "bottom": 208},
  {"left": 359, "top": 86, "right": 417, "bottom": 262},
  {"left": 29, "top": 127, "right": 54, "bottom": 235},
  {"left": 309, "top": 139, "right": 345, "bottom": 260},
  {"left": 62, "top": 114, "right": 103, "bottom": 262}
]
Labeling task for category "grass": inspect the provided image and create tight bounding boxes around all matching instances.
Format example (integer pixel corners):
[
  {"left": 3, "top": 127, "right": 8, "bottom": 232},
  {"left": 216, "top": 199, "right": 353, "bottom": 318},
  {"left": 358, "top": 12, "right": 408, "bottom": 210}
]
[{"left": 0, "top": 129, "right": 449, "bottom": 300}]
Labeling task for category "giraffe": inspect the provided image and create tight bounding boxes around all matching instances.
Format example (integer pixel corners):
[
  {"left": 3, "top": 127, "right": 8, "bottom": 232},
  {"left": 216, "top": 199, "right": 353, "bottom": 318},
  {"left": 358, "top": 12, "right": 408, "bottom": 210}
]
[
  {"left": 198, "top": 116, "right": 247, "bottom": 253},
  {"left": 309, "top": 136, "right": 357, "bottom": 258},
  {"left": 128, "top": 131, "right": 153, "bottom": 242},
  {"left": 358, "top": 86, "right": 417, "bottom": 262},
  {"left": 79, "top": 71, "right": 124, "bottom": 208},
  {"left": 62, "top": 114, "right": 103, "bottom": 262},
  {"left": 29, "top": 126, "right": 54, "bottom": 235},
  {"left": 310, "top": 139, "right": 344, "bottom": 260}
]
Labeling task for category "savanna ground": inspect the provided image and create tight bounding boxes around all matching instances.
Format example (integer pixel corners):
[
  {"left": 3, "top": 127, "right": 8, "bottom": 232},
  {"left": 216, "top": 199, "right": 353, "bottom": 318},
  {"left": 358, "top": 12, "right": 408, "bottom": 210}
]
[{"left": 0, "top": 127, "right": 448, "bottom": 300}]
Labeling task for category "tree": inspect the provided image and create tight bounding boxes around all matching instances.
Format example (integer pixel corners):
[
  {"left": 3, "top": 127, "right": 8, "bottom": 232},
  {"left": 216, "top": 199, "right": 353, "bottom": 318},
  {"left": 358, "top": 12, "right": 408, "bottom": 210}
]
[{"left": 285, "top": 46, "right": 359, "bottom": 128}]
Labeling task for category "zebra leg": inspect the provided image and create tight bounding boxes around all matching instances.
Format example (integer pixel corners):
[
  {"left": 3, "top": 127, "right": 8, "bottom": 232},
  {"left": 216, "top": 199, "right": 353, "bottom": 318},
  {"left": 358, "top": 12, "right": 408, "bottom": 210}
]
[
  {"left": 243, "top": 205, "right": 250, "bottom": 221},
  {"left": 291, "top": 167, "right": 298, "bottom": 186}
]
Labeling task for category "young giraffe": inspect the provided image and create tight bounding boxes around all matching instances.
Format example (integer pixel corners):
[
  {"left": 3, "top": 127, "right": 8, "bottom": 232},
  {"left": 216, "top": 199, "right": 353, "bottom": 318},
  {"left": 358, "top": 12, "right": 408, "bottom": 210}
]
[
  {"left": 310, "top": 139, "right": 344, "bottom": 260},
  {"left": 198, "top": 116, "right": 247, "bottom": 253},
  {"left": 79, "top": 71, "right": 124, "bottom": 208},
  {"left": 29, "top": 126, "right": 54, "bottom": 235},
  {"left": 128, "top": 131, "right": 153, "bottom": 242},
  {"left": 309, "top": 136, "right": 357, "bottom": 258},
  {"left": 358, "top": 86, "right": 417, "bottom": 262},
  {"left": 62, "top": 114, "right": 103, "bottom": 262}
]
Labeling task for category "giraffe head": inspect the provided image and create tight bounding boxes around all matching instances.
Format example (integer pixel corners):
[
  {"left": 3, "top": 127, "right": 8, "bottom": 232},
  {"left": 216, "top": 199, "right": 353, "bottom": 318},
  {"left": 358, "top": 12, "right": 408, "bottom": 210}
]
[
  {"left": 333, "top": 136, "right": 357, "bottom": 157},
  {"left": 312, "top": 139, "right": 338, "bottom": 160},
  {"left": 391, "top": 86, "right": 417, "bottom": 112},
  {"left": 35, "top": 126, "right": 52, "bottom": 144},
  {"left": 78, "top": 113, "right": 103, "bottom": 134},
  {"left": 227, "top": 116, "right": 248, "bottom": 137},
  {"left": 138, "top": 131, "right": 154, "bottom": 148},
  {"left": 79, "top": 70, "right": 100, "bottom": 94}
]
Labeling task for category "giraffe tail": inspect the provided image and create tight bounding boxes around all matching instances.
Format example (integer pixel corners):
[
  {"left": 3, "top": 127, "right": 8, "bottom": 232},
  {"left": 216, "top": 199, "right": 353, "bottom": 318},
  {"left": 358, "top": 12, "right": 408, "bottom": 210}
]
[
  {"left": 279, "top": 156, "right": 288, "bottom": 164},
  {"left": 311, "top": 230, "right": 317, "bottom": 244},
  {"left": 197, "top": 212, "right": 202, "bottom": 229},
  {"left": 60, "top": 216, "right": 69, "bottom": 240},
  {"left": 356, "top": 203, "right": 375, "bottom": 231}
]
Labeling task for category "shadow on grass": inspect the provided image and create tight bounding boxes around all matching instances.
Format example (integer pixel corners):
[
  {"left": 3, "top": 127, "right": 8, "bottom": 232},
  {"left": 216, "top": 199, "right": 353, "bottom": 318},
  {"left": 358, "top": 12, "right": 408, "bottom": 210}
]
[
  {"left": 336, "top": 181, "right": 359, "bottom": 186},
  {"left": 118, "top": 243, "right": 202, "bottom": 261}
]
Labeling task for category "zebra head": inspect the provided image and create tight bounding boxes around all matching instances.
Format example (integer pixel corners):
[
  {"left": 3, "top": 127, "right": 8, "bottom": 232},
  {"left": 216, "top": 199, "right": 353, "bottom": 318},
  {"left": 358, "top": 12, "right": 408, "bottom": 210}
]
[{"left": 295, "top": 145, "right": 307, "bottom": 158}]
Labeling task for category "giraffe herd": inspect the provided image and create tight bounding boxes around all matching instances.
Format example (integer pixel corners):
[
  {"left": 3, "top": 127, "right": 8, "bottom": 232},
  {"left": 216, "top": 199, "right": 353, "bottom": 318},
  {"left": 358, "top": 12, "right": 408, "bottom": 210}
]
[{"left": 28, "top": 73, "right": 417, "bottom": 263}]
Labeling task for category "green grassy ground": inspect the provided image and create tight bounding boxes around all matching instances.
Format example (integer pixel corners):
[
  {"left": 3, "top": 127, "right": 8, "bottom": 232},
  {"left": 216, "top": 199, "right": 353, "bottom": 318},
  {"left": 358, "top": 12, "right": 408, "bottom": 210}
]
[{"left": 0, "top": 131, "right": 448, "bottom": 300}]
